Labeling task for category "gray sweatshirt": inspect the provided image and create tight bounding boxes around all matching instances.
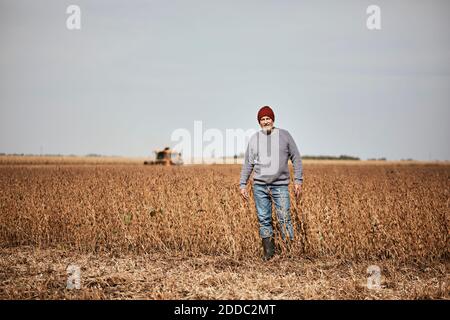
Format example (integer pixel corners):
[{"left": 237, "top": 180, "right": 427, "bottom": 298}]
[{"left": 239, "top": 127, "right": 303, "bottom": 188}]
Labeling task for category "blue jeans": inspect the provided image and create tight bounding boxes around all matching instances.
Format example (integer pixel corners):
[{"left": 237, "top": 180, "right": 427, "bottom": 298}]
[{"left": 253, "top": 184, "right": 294, "bottom": 240}]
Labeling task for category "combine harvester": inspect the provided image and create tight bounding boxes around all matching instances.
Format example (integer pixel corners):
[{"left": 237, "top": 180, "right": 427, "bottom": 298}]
[{"left": 144, "top": 147, "right": 184, "bottom": 166}]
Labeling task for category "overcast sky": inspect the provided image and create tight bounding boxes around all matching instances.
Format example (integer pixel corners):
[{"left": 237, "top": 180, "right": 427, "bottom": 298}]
[{"left": 1, "top": 0, "right": 449, "bottom": 160}]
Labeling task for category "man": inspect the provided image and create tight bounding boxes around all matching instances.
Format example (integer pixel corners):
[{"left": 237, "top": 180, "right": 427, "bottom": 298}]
[{"left": 240, "top": 106, "right": 303, "bottom": 260}]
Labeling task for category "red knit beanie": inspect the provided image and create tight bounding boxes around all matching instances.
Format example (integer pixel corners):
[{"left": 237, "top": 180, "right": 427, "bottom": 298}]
[{"left": 257, "top": 106, "right": 275, "bottom": 123}]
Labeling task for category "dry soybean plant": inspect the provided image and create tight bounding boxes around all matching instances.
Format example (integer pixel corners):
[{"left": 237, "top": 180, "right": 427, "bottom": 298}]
[{"left": 0, "top": 162, "right": 448, "bottom": 264}]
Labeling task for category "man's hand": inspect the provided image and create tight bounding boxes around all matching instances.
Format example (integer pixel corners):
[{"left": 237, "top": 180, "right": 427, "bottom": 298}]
[
  {"left": 240, "top": 187, "right": 249, "bottom": 200},
  {"left": 294, "top": 183, "right": 302, "bottom": 198}
]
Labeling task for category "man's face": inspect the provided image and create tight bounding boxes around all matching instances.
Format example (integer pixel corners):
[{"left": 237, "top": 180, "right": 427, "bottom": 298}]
[{"left": 259, "top": 116, "right": 274, "bottom": 133}]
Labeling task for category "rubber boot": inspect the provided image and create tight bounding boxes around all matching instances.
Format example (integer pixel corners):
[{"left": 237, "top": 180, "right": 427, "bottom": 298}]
[{"left": 262, "top": 237, "right": 275, "bottom": 261}]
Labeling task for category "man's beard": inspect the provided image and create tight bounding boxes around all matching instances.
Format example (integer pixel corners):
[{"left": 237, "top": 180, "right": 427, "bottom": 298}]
[{"left": 262, "top": 126, "right": 273, "bottom": 134}]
